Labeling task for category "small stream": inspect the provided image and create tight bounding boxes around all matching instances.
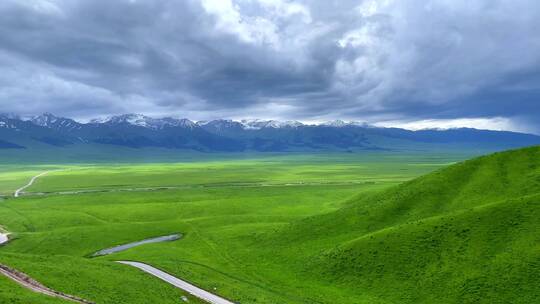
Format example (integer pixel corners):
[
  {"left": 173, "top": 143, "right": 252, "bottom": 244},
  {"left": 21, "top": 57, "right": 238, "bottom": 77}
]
[{"left": 91, "top": 234, "right": 182, "bottom": 257}]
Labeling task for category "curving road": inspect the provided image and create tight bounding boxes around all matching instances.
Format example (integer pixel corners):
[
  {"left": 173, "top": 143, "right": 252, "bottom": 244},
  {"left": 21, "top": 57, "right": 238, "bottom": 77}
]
[
  {"left": 8, "top": 171, "right": 235, "bottom": 303},
  {"left": 2, "top": 171, "right": 94, "bottom": 303},
  {"left": 118, "top": 261, "right": 236, "bottom": 304},
  {"left": 14, "top": 171, "right": 52, "bottom": 197},
  {"left": 0, "top": 232, "right": 8, "bottom": 245}
]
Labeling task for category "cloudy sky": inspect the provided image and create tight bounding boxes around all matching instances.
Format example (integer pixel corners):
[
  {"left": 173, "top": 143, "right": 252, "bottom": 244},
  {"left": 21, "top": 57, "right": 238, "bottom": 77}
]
[{"left": 0, "top": 0, "right": 539, "bottom": 133}]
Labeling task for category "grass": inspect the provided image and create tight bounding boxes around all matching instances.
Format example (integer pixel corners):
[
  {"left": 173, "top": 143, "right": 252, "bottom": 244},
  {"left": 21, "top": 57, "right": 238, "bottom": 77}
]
[
  {"left": 0, "top": 184, "right": 381, "bottom": 303},
  {"left": 0, "top": 165, "right": 65, "bottom": 196},
  {"left": 267, "top": 146, "right": 540, "bottom": 303},
  {"left": 0, "top": 148, "right": 538, "bottom": 303},
  {"left": 0, "top": 275, "right": 67, "bottom": 304},
  {"left": 22, "top": 152, "right": 465, "bottom": 193}
]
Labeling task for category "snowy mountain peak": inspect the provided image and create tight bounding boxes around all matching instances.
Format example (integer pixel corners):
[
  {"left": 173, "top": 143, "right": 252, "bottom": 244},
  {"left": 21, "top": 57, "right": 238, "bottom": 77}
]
[
  {"left": 31, "top": 113, "right": 59, "bottom": 127},
  {"left": 197, "top": 119, "right": 241, "bottom": 129},
  {"left": 92, "top": 114, "right": 196, "bottom": 130},
  {"left": 322, "top": 120, "right": 368, "bottom": 128},
  {"left": 30, "top": 113, "right": 81, "bottom": 130},
  {"left": 92, "top": 114, "right": 150, "bottom": 126},
  {"left": 0, "top": 114, "right": 17, "bottom": 129},
  {"left": 322, "top": 120, "right": 348, "bottom": 127},
  {"left": 0, "top": 113, "right": 23, "bottom": 129},
  {"left": 281, "top": 120, "right": 305, "bottom": 128},
  {"left": 15, "top": 113, "right": 373, "bottom": 132},
  {"left": 240, "top": 119, "right": 304, "bottom": 130},
  {"left": 161, "top": 117, "right": 197, "bottom": 129}
]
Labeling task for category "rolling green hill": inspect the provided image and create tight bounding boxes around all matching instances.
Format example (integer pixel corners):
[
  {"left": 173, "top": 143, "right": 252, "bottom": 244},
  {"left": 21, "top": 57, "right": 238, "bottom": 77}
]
[
  {"left": 0, "top": 147, "right": 537, "bottom": 303},
  {"left": 268, "top": 146, "right": 540, "bottom": 303},
  {"left": 0, "top": 152, "right": 455, "bottom": 304}
]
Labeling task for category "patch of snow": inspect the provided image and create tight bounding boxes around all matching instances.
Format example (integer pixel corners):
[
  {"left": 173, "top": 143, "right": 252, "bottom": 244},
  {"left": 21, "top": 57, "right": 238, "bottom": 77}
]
[
  {"left": 240, "top": 119, "right": 304, "bottom": 129},
  {"left": 196, "top": 119, "right": 247, "bottom": 133},
  {"left": 29, "top": 113, "right": 82, "bottom": 130},
  {"left": 322, "top": 120, "right": 369, "bottom": 128},
  {"left": 94, "top": 114, "right": 196, "bottom": 130},
  {"left": 31, "top": 113, "right": 58, "bottom": 127}
]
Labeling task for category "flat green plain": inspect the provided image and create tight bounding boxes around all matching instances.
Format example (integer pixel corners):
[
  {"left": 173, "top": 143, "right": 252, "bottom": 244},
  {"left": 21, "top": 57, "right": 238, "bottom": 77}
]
[{"left": 0, "top": 149, "right": 538, "bottom": 303}]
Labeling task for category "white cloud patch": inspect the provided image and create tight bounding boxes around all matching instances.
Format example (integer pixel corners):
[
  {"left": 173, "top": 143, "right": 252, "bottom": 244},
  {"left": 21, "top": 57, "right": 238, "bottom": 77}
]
[
  {"left": 200, "top": 0, "right": 312, "bottom": 50},
  {"left": 375, "top": 117, "right": 533, "bottom": 134}
]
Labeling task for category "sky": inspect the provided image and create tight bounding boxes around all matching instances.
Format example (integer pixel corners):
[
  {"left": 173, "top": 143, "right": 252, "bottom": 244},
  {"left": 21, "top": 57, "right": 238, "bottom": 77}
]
[{"left": 0, "top": 0, "right": 539, "bottom": 133}]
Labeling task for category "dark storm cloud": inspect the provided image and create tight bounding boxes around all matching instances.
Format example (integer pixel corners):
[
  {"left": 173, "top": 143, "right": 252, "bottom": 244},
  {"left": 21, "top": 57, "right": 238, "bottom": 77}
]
[{"left": 0, "top": 0, "right": 539, "bottom": 132}]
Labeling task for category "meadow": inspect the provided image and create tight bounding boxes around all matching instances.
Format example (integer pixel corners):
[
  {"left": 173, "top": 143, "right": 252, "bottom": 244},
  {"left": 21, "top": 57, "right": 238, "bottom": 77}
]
[{"left": 0, "top": 149, "right": 537, "bottom": 303}]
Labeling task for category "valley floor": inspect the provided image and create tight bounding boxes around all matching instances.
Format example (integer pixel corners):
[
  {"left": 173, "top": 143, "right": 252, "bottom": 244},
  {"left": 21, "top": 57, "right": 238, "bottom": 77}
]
[{"left": 0, "top": 149, "right": 537, "bottom": 303}]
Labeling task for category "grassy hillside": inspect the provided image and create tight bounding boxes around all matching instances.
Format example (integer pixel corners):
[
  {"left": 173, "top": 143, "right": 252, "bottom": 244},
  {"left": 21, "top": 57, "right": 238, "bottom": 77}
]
[
  {"left": 0, "top": 153, "right": 455, "bottom": 304},
  {"left": 267, "top": 146, "right": 540, "bottom": 303},
  {"left": 0, "top": 148, "right": 537, "bottom": 303}
]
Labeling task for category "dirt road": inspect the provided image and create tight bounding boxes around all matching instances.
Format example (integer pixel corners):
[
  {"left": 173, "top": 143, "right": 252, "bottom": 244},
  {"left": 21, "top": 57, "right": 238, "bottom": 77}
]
[
  {"left": 14, "top": 171, "right": 52, "bottom": 197},
  {"left": 118, "top": 261, "right": 236, "bottom": 304}
]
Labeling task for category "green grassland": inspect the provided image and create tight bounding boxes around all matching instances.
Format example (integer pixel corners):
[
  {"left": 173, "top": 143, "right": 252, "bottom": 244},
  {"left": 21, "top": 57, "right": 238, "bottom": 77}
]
[
  {"left": 0, "top": 149, "right": 538, "bottom": 303},
  {"left": 24, "top": 153, "right": 464, "bottom": 193},
  {"left": 0, "top": 165, "right": 65, "bottom": 196}
]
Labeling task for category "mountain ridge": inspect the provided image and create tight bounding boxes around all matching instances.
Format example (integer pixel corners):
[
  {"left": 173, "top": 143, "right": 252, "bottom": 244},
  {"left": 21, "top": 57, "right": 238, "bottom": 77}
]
[
  {"left": 7, "top": 113, "right": 539, "bottom": 135},
  {"left": 1, "top": 113, "right": 539, "bottom": 153}
]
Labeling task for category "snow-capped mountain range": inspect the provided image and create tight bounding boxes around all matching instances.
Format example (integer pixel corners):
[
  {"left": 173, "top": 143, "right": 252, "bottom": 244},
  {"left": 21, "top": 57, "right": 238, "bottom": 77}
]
[
  {"left": 30, "top": 113, "right": 82, "bottom": 131},
  {"left": 12, "top": 113, "right": 368, "bottom": 131},
  {"left": 90, "top": 114, "right": 197, "bottom": 130},
  {"left": 1, "top": 113, "right": 539, "bottom": 153}
]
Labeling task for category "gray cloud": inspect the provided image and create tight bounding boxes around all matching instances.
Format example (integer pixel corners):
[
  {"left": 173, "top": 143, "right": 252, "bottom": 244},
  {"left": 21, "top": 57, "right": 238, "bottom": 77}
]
[{"left": 0, "top": 0, "right": 539, "bottom": 132}]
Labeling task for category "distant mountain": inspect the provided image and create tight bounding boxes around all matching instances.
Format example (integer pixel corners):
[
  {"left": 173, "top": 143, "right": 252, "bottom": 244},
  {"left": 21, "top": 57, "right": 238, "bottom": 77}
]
[
  {"left": 91, "top": 114, "right": 196, "bottom": 130},
  {"left": 1, "top": 113, "right": 539, "bottom": 154},
  {"left": 239, "top": 119, "right": 304, "bottom": 130},
  {"left": 30, "top": 113, "right": 82, "bottom": 131},
  {"left": 321, "top": 120, "right": 368, "bottom": 128},
  {"left": 197, "top": 119, "right": 245, "bottom": 134},
  {"left": 0, "top": 139, "right": 24, "bottom": 149}
]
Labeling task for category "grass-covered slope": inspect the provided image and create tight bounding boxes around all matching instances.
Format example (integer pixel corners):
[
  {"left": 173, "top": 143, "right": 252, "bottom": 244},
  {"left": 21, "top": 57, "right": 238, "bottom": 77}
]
[
  {"left": 0, "top": 148, "right": 537, "bottom": 303},
  {"left": 273, "top": 146, "right": 540, "bottom": 303}
]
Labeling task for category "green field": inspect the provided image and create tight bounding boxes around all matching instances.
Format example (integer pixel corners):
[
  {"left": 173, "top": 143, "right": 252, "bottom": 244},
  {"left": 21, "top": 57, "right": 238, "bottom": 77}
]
[{"left": 0, "top": 149, "right": 538, "bottom": 303}]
